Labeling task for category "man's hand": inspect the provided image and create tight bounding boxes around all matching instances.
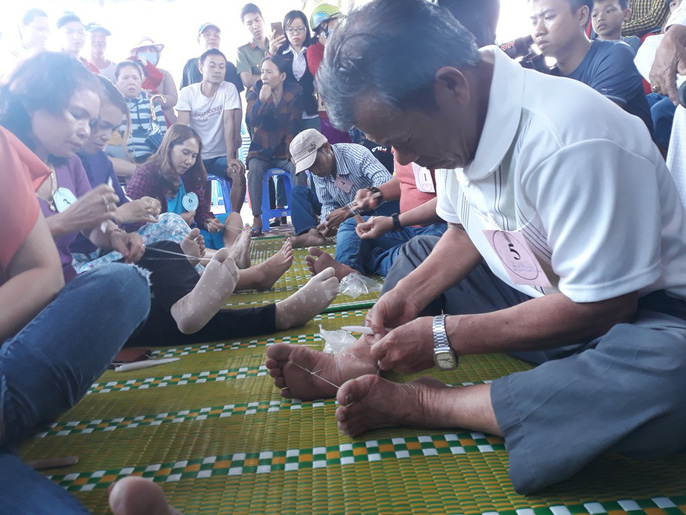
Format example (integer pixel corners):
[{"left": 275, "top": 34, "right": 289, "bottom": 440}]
[
  {"left": 63, "top": 184, "right": 119, "bottom": 233},
  {"left": 180, "top": 210, "right": 196, "bottom": 225},
  {"left": 110, "top": 231, "right": 145, "bottom": 264},
  {"left": 366, "top": 286, "right": 423, "bottom": 339},
  {"left": 354, "top": 188, "right": 381, "bottom": 211},
  {"left": 269, "top": 31, "right": 287, "bottom": 56},
  {"left": 370, "top": 317, "right": 435, "bottom": 374},
  {"left": 322, "top": 207, "right": 350, "bottom": 233},
  {"left": 356, "top": 216, "right": 393, "bottom": 239},
  {"left": 227, "top": 158, "right": 246, "bottom": 178},
  {"left": 650, "top": 24, "right": 686, "bottom": 104},
  {"left": 205, "top": 218, "right": 224, "bottom": 233},
  {"left": 115, "top": 197, "right": 160, "bottom": 225},
  {"left": 259, "top": 84, "right": 273, "bottom": 104}
]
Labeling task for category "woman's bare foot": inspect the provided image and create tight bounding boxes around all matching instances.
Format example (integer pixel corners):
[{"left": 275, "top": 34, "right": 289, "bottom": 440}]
[
  {"left": 274, "top": 267, "right": 339, "bottom": 329},
  {"left": 305, "top": 247, "right": 358, "bottom": 280},
  {"left": 180, "top": 228, "right": 205, "bottom": 267},
  {"left": 336, "top": 376, "right": 451, "bottom": 437},
  {"left": 170, "top": 248, "right": 239, "bottom": 334},
  {"left": 291, "top": 228, "right": 328, "bottom": 248},
  {"left": 236, "top": 239, "right": 293, "bottom": 291},
  {"left": 265, "top": 337, "right": 378, "bottom": 401},
  {"left": 228, "top": 225, "right": 252, "bottom": 269},
  {"left": 109, "top": 476, "right": 182, "bottom": 515}
]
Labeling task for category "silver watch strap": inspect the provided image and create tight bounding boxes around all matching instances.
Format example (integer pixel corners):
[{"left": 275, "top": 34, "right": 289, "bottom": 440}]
[{"left": 432, "top": 314, "right": 449, "bottom": 350}]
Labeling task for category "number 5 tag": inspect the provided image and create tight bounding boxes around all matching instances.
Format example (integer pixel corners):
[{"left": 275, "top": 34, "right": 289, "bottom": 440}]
[{"left": 482, "top": 230, "right": 552, "bottom": 288}]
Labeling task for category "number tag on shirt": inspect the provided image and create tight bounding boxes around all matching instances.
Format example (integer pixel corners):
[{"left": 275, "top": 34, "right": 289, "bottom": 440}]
[
  {"left": 412, "top": 163, "right": 435, "bottom": 193},
  {"left": 482, "top": 229, "right": 552, "bottom": 288},
  {"left": 53, "top": 188, "right": 78, "bottom": 213},
  {"left": 182, "top": 192, "right": 199, "bottom": 212},
  {"left": 334, "top": 175, "right": 353, "bottom": 193}
]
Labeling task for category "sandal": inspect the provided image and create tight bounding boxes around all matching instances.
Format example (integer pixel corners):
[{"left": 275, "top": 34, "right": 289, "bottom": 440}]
[{"left": 251, "top": 227, "right": 264, "bottom": 237}]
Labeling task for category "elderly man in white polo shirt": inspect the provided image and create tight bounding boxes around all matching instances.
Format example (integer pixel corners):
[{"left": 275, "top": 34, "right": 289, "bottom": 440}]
[{"left": 266, "top": 0, "right": 686, "bottom": 495}]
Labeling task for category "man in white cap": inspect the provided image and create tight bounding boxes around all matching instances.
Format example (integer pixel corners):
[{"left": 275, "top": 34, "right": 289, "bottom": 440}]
[
  {"left": 290, "top": 128, "right": 410, "bottom": 280},
  {"left": 85, "top": 23, "right": 114, "bottom": 82}
]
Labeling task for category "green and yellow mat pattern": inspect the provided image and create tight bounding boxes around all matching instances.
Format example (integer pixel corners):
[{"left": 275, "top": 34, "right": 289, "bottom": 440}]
[{"left": 18, "top": 239, "right": 686, "bottom": 514}]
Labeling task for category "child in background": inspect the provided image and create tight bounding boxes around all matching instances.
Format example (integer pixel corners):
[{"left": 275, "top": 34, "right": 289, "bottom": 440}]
[{"left": 591, "top": 0, "right": 642, "bottom": 53}]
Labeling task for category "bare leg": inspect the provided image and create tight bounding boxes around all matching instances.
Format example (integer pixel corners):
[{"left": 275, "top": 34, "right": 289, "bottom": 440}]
[
  {"left": 227, "top": 224, "right": 252, "bottom": 269},
  {"left": 227, "top": 165, "right": 246, "bottom": 214},
  {"left": 170, "top": 248, "right": 239, "bottom": 334},
  {"left": 222, "top": 212, "right": 243, "bottom": 250},
  {"left": 109, "top": 476, "right": 182, "bottom": 515},
  {"left": 305, "top": 247, "right": 357, "bottom": 280},
  {"left": 274, "top": 267, "right": 339, "bottom": 329},
  {"left": 336, "top": 376, "right": 501, "bottom": 437},
  {"left": 265, "top": 339, "right": 378, "bottom": 401},
  {"left": 291, "top": 228, "right": 328, "bottom": 249},
  {"left": 179, "top": 228, "right": 204, "bottom": 267},
  {"left": 235, "top": 239, "right": 293, "bottom": 291},
  {"left": 252, "top": 215, "right": 263, "bottom": 233}
]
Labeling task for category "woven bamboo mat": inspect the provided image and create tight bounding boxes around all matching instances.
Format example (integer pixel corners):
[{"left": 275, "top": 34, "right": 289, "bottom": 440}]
[
  {"left": 17, "top": 306, "right": 686, "bottom": 514},
  {"left": 227, "top": 239, "right": 382, "bottom": 313}
]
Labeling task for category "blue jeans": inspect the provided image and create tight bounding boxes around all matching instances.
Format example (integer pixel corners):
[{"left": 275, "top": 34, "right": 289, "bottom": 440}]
[
  {"left": 290, "top": 184, "right": 322, "bottom": 235},
  {"left": 647, "top": 92, "right": 677, "bottom": 148},
  {"left": 203, "top": 156, "right": 229, "bottom": 179},
  {"left": 0, "top": 264, "right": 151, "bottom": 513},
  {"left": 335, "top": 200, "right": 423, "bottom": 275},
  {"left": 367, "top": 222, "right": 447, "bottom": 276}
]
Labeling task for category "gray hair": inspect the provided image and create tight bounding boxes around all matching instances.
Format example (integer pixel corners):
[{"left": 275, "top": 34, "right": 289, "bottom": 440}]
[{"left": 317, "top": 0, "right": 480, "bottom": 130}]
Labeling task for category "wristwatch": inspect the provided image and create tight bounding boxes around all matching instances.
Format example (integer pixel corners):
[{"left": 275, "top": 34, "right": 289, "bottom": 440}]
[
  {"left": 391, "top": 213, "right": 402, "bottom": 231},
  {"left": 432, "top": 315, "right": 457, "bottom": 370}
]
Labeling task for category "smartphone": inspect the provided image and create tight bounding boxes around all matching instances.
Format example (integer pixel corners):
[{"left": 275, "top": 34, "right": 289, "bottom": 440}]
[{"left": 271, "top": 21, "right": 284, "bottom": 38}]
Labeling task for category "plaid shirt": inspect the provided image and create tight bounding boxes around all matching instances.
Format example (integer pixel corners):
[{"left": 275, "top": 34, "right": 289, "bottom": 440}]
[
  {"left": 127, "top": 162, "right": 214, "bottom": 227},
  {"left": 622, "top": 0, "right": 670, "bottom": 37},
  {"left": 246, "top": 81, "right": 303, "bottom": 163}
]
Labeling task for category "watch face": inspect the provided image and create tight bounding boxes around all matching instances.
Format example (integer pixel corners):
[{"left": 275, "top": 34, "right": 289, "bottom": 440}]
[{"left": 434, "top": 351, "right": 457, "bottom": 370}]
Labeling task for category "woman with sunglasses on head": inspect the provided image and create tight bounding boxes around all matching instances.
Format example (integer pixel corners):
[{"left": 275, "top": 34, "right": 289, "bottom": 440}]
[{"left": 0, "top": 50, "right": 152, "bottom": 514}]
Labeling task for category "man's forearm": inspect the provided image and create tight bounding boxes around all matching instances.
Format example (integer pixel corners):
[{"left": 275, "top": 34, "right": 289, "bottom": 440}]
[
  {"left": 448, "top": 290, "right": 639, "bottom": 356},
  {"left": 393, "top": 223, "right": 481, "bottom": 310},
  {"left": 397, "top": 198, "right": 441, "bottom": 227},
  {"left": 378, "top": 177, "right": 401, "bottom": 201}
]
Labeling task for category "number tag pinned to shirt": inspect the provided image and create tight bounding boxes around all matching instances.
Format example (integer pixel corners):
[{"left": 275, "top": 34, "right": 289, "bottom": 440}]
[
  {"left": 482, "top": 230, "right": 552, "bottom": 288},
  {"left": 334, "top": 175, "right": 353, "bottom": 193},
  {"left": 52, "top": 188, "right": 78, "bottom": 213},
  {"left": 182, "top": 192, "right": 198, "bottom": 212},
  {"left": 412, "top": 163, "right": 435, "bottom": 193}
]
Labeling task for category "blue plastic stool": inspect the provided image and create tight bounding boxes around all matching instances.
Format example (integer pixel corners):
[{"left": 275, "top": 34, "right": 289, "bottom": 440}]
[
  {"left": 207, "top": 174, "right": 231, "bottom": 214},
  {"left": 261, "top": 168, "right": 292, "bottom": 230}
]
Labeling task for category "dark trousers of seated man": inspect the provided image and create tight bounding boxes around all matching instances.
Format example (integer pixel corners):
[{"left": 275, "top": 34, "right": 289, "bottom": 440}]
[
  {"left": 383, "top": 235, "right": 686, "bottom": 494},
  {"left": 126, "top": 241, "right": 276, "bottom": 346}
]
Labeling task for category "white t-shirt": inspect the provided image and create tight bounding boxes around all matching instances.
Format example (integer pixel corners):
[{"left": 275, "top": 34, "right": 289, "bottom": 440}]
[
  {"left": 436, "top": 47, "right": 686, "bottom": 303},
  {"left": 177, "top": 81, "right": 241, "bottom": 159}
]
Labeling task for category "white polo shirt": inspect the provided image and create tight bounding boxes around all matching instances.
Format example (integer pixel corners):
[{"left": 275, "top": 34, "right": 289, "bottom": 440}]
[
  {"left": 436, "top": 47, "right": 686, "bottom": 303},
  {"left": 177, "top": 82, "right": 241, "bottom": 160}
]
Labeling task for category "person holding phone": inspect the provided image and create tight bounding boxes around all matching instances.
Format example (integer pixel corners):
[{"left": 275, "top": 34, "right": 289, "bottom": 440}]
[{"left": 271, "top": 10, "right": 320, "bottom": 132}]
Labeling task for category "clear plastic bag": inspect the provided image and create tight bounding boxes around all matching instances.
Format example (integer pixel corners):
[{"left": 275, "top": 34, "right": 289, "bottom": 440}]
[
  {"left": 338, "top": 273, "right": 382, "bottom": 299},
  {"left": 318, "top": 324, "right": 356, "bottom": 354}
]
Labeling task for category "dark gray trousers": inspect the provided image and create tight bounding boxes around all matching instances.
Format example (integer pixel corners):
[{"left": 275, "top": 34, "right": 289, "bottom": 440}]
[{"left": 384, "top": 235, "right": 686, "bottom": 494}]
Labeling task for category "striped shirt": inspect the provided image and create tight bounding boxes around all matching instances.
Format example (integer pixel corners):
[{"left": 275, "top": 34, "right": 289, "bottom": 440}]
[
  {"left": 122, "top": 93, "right": 168, "bottom": 161},
  {"left": 312, "top": 144, "right": 392, "bottom": 220},
  {"left": 621, "top": 0, "right": 669, "bottom": 37}
]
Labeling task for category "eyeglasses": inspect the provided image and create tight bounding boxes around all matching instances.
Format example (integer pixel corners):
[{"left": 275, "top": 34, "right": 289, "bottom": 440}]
[{"left": 286, "top": 27, "right": 306, "bottom": 35}]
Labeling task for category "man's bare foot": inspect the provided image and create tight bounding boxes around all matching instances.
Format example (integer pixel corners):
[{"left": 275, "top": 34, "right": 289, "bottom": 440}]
[
  {"left": 109, "top": 476, "right": 182, "bottom": 515},
  {"left": 170, "top": 248, "right": 239, "bottom": 334},
  {"left": 336, "top": 376, "right": 450, "bottom": 437},
  {"left": 237, "top": 239, "right": 293, "bottom": 291},
  {"left": 275, "top": 267, "right": 339, "bottom": 329},
  {"left": 305, "top": 247, "right": 358, "bottom": 280},
  {"left": 291, "top": 228, "right": 328, "bottom": 249},
  {"left": 228, "top": 225, "right": 252, "bottom": 269},
  {"left": 265, "top": 337, "right": 378, "bottom": 401},
  {"left": 180, "top": 228, "right": 205, "bottom": 267}
]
